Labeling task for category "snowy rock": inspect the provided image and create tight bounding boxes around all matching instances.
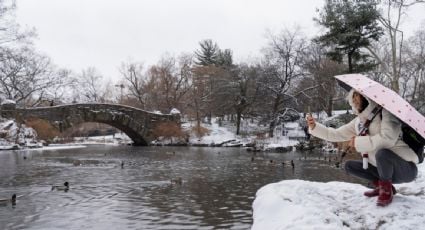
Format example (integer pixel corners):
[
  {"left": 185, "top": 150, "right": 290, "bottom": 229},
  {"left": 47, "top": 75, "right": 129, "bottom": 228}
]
[
  {"left": 0, "top": 119, "right": 42, "bottom": 149},
  {"left": 1, "top": 99, "right": 16, "bottom": 105},
  {"left": 253, "top": 164, "right": 425, "bottom": 230},
  {"left": 170, "top": 108, "right": 181, "bottom": 115}
]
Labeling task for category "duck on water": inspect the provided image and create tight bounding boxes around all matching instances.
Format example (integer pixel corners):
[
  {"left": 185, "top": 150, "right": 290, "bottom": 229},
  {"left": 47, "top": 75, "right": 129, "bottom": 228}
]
[
  {"left": 52, "top": 182, "right": 70, "bottom": 191},
  {"left": 0, "top": 194, "right": 16, "bottom": 206}
]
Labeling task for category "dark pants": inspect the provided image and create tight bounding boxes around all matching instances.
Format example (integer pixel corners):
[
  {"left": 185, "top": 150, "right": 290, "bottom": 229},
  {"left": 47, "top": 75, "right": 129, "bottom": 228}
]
[{"left": 345, "top": 149, "right": 418, "bottom": 183}]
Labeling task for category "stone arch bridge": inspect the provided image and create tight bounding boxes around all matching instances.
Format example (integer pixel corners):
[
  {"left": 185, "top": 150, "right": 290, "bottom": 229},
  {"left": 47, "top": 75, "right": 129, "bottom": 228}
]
[{"left": 0, "top": 103, "right": 180, "bottom": 146}]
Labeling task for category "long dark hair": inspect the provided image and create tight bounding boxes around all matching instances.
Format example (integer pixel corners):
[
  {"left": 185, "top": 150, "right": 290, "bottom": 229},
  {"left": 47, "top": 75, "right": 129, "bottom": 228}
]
[{"left": 359, "top": 94, "right": 369, "bottom": 113}]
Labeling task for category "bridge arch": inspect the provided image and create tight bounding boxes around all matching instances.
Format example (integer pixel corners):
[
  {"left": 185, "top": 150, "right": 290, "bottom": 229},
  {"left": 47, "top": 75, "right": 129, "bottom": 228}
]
[{"left": 0, "top": 103, "right": 180, "bottom": 146}]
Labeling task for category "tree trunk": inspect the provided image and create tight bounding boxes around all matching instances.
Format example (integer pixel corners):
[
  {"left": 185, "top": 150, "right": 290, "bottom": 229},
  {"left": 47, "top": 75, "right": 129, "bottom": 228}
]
[
  {"left": 268, "top": 119, "right": 275, "bottom": 138},
  {"left": 268, "top": 96, "right": 282, "bottom": 138},
  {"left": 236, "top": 111, "right": 241, "bottom": 135},
  {"left": 348, "top": 53, "right": 353, "bottom": 73},
  {"left": 195, "top": 102, "right": 201, "bottom": 136},
  {"left": 391, "top": 80, "right": 399, "bottom": 93},
  {"left": 326, "top": 96, "right": 333, "bottom": 117},
  {"left": 207, "top": 112, "right": 211, "bottom": 124}
]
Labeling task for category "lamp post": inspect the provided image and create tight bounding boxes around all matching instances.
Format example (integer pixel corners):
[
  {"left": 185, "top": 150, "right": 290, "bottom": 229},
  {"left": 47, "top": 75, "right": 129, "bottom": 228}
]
[{"left": 114, "top": 84, "right": 125, "bottom": 103}]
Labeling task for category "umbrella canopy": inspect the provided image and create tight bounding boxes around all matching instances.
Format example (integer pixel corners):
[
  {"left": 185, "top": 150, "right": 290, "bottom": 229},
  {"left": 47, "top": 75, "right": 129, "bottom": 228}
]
[{"left": 335, "top": 73, "right": 425, "bottom": 140}]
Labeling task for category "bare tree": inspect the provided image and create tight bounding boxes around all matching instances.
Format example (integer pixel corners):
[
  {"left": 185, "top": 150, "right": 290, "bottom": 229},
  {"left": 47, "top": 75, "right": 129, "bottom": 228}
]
[
  {"left": 189, "top": 65, "right": 218, "bottom": 130},
  {"left": 401, "top": 26, "right": 425, "bottom": 112},
  {"left": 0, "top": 0, "right": 76, "bottom": 107},
  {"left": 119, "top": 60, "right": 146, "bottom": 108},
  {"left": 0, "top": 0, "right": 35, "bottom": 47},
  {"left": 77, "top": 67, "right": 105, "bottom": 102},
  {"left": 230, "top": 64, "right": 260, "bottom": 135},
  {"left": 260, "top": 27, "right": 307, "bottom": 137},
  {"left": 176, "top": 53, "right": 194, "bottom": 114},
  {"left": 302, "top": 42, "right": 346, "bottom": 116},
  {"left": 366, "top": 0, "right": 425, "bottom": 92},
  {"left": 148, "top": 54, "right": 192, "bottom": 112},
  {"left": 0, "top": 47, "right": 68, "bottom": 106},
  {"left": 32, "top": 68, "right": 75, "bottom": 106}
]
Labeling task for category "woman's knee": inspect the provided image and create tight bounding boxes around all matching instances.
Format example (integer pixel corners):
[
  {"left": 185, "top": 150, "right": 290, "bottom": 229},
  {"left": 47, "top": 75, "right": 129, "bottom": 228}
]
[
  {"left": 344, "top": 160, "right": 360, "bottom": 172},
  {"left": 393, "top": 163, "right": 418, "bottom": 184},
  {"left": 375, "top": 148, "right": 393, "bottom": 163}
]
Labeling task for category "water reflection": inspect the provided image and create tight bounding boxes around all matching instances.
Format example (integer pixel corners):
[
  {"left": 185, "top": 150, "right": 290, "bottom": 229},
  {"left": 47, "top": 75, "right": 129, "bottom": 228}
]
[{"left": 0, "top": 146, "right": 363, "bottom": 229}]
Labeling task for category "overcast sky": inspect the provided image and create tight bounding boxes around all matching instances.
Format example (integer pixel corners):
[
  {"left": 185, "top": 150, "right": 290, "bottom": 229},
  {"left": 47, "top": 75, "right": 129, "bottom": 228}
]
[{"left": 15, "top": 0, "right": 425, "bottom": 82}]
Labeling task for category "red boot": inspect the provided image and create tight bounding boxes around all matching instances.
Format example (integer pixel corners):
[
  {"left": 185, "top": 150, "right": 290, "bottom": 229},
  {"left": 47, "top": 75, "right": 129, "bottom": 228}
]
[
  {"left": 377, "top": 180, "right": 394, "bottom": 207},
  {"left": 364, "top": 181, "right": 397, "bottom": 197}
]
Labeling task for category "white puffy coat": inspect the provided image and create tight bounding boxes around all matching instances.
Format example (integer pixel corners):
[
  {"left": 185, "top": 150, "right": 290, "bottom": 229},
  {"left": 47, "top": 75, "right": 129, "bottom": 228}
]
[{"left": 309, "top": 89, "right": 418, "bottom": 167}]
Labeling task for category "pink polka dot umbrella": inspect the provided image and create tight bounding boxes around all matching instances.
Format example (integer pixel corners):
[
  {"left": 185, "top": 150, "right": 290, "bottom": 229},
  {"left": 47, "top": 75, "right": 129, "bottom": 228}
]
[{"left": 335, "top": 73, "right": 425, "bottom": 140}]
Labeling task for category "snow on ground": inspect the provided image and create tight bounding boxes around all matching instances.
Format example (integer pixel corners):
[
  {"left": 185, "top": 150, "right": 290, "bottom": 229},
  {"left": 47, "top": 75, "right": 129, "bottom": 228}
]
[
  {"left": 2, "top": 114, "right": 305, "bottom": 150},
  {"left": 71, "top": 133, "right": 132, "bottom": 145},
  {"left": 25, "top": 144, "right": 87, "bottom": 151},
  {"left": 184, "top": 119, "right": 238, "bottom": 145},
  {"left": 252, "top": 164, "right": 425, "bottom": 230},
  {"left": 1, "top": 99, "right": 16, "bottom": 105},
  {"left": 182, "top": 118, "right": 304, "bottom": 148}
]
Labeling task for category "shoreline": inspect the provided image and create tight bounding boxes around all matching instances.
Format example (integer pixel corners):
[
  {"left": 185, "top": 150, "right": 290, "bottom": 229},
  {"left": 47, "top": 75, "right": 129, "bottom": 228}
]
[{"left": 0, "top": 141, "right": 305, "bottom": 153}]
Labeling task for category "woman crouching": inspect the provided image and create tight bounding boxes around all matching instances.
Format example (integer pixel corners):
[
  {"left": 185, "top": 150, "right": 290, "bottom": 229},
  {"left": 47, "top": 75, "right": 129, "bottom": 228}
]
[{"left": 306, "top": 89, "right": 418, "bottom": 206}]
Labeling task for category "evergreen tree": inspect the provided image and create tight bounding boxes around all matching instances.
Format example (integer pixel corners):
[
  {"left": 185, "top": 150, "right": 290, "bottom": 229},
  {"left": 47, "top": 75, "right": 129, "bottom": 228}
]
[
  {"left": 315, "top": 0, "right": 383, "bottom": 73},
  {"left": 217, "top": 49, "right": 233, "bottom": 67},
  {"left": 194, "top": 39, "right": 219, "bottom": 66}
]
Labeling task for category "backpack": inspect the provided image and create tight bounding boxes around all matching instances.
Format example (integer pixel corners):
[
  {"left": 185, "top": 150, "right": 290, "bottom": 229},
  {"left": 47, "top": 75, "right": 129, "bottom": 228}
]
[
  {"left": 379, "top": 111, "right": 425, "bottom": 163},
  {"left": 401, "top": 123, "right": 425, "bottom": 163}
]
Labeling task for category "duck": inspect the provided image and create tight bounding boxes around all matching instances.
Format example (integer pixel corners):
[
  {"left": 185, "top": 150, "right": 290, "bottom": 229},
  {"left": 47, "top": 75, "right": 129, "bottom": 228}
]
[
  {"left": 52, "top": 182, "right": 69, "bottom": 191},
  {"left": 0, "top": 194, "right": 16, "bottom": 205},
  {"left": 170, "top": 177, "right": 183, "bottom": 185}
]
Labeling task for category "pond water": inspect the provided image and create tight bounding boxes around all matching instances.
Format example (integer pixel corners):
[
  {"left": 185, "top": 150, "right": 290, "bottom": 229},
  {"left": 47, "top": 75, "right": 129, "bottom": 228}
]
[{"left": 0, "top": 145, "right": 363, "bottom": 229}]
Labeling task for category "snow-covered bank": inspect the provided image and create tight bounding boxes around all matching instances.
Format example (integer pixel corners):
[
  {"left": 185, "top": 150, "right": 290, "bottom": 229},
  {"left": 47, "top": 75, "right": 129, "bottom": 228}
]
[
  {"left": 0, "top": 118, "right": 44, "bottom": 150},
  {"left": 0, "top": 116, "right": 132, "bottom": 150},
  {"left": 71, "top": 133, "right": 132, "bottom": 145},
  {"left": 2, "top": 115, "right": 308, "bottom": 150},
  {"left": 28, "top": 144, "right": 87, "bottom": 151},
  {"left": 252, "top": 164, "right": 425, "bottom": 229},
  {"left": 181, "top": 118, "right": 304, "bottom": 150}
]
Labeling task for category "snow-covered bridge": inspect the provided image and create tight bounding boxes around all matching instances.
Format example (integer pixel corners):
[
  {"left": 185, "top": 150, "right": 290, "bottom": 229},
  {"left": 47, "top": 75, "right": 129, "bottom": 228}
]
[{"left": 0, "top": 102, "right": 180, "bottom": 146}]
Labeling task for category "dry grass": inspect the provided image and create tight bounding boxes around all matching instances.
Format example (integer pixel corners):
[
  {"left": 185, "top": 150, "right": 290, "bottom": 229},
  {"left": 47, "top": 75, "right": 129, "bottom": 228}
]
[
  {"left": 24, "top": 117, "right": 60, "bottom": 141},
  {"left": 152, "top": 121, "right": 185, "bottom": 139}
]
